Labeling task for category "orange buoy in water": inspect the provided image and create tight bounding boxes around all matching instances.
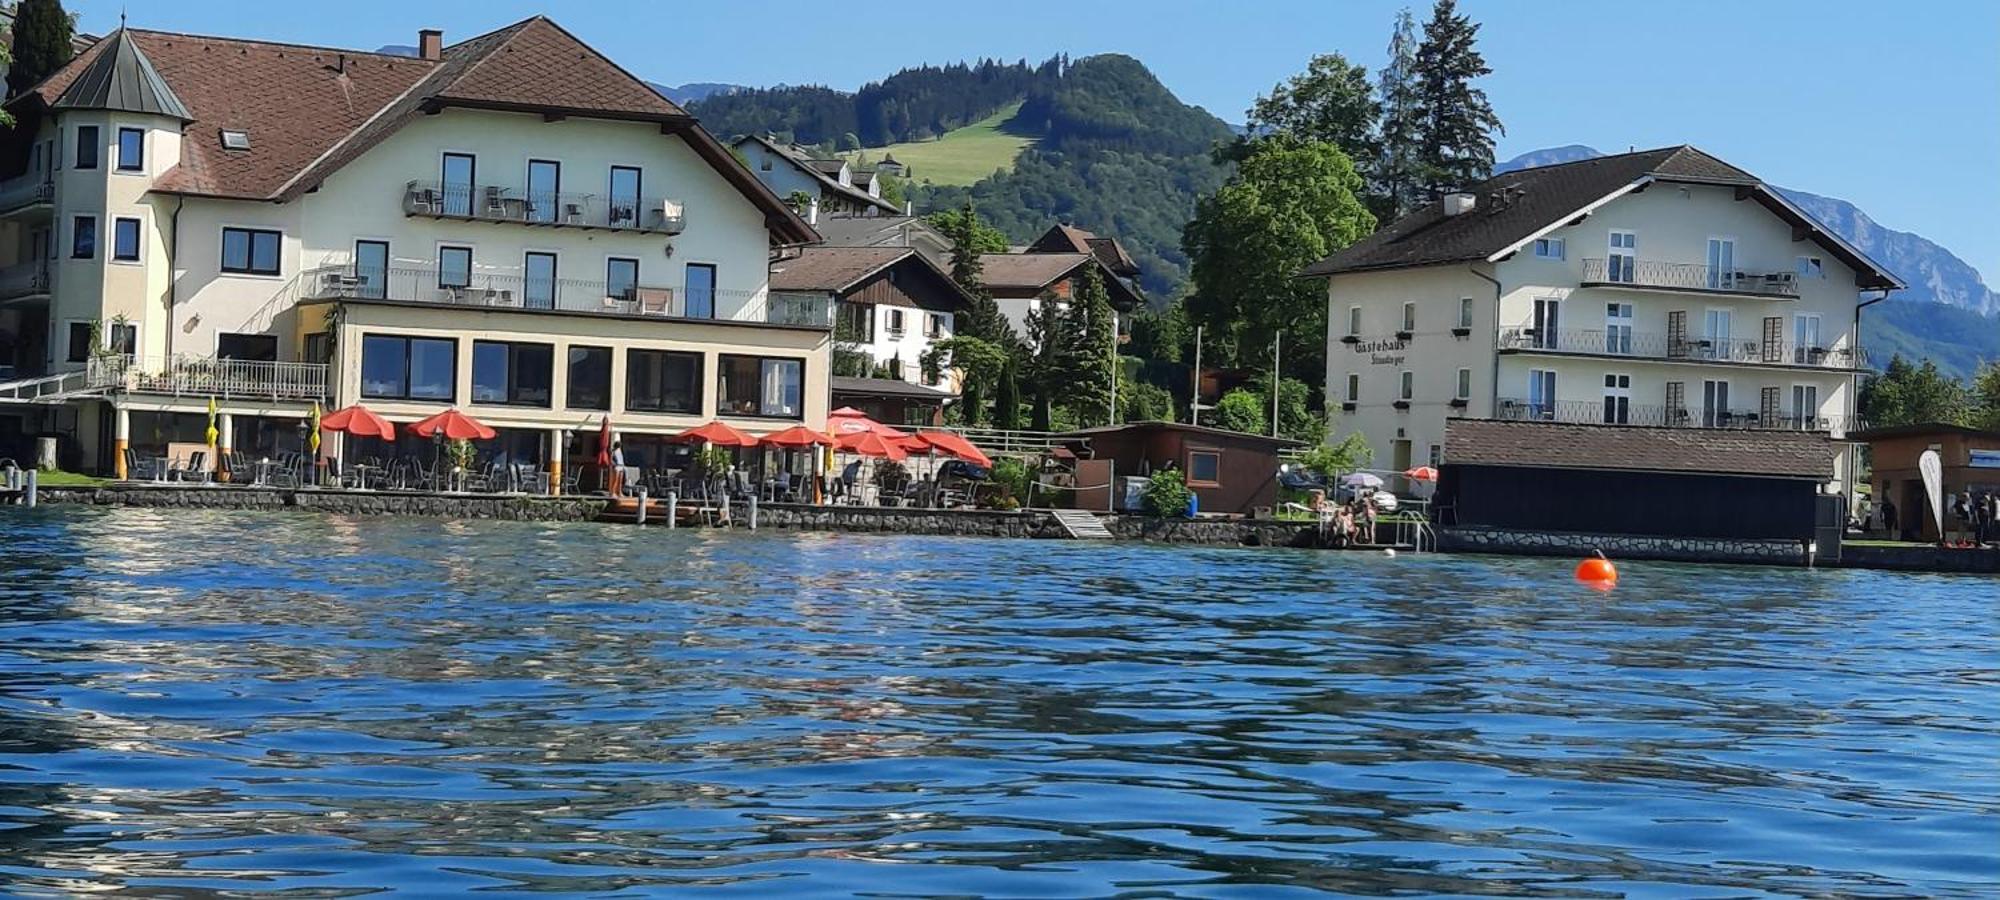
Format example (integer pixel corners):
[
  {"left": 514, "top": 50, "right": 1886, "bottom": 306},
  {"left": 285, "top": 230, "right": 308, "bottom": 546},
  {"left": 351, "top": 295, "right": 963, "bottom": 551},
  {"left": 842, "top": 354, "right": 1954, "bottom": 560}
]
[{"left": 1574, "top": 551, "right": 1618, "bottom": 586}]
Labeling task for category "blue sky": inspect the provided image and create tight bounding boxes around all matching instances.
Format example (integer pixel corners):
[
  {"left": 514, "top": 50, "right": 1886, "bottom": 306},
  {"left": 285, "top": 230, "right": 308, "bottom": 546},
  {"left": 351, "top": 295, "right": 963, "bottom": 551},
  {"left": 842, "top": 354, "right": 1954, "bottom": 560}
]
[{"left": 75, "top": 0, "right": 2000, "bottom": 279}]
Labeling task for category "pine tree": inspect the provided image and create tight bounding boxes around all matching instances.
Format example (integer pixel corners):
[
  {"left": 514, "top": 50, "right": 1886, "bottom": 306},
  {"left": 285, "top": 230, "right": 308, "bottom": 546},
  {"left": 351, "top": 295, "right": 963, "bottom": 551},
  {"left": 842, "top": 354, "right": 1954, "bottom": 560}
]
[
  {"left": 994, "top": 357, "right": 1022, "bottom": 431},
  {"left": 8, "top": 0, "right": 75, "bottom": 99},
  {"left": 1410, "top": 0, "right": 1503, "bottom": 198},
  {"left": 1067, "top": 266, "right": 1118, "bottom": 427},
  {"left": 1022, "top": 294, "right": 1067, "bottom": 431},
  {"left": 936, "top": 203, "right": 1015, "bottom": 345},
  {"left": 1375, "top": 7, "right": 1424, "bottom": 219}
]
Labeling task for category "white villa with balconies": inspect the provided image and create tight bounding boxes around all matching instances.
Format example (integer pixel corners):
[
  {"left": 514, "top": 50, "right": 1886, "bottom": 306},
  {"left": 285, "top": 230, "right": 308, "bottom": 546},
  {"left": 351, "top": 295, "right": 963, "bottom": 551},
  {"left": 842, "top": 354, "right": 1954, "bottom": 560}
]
[
  {"left": 1304, "top": 146, "right": 1903, "bottom": 498},
  {"left": 0, "top": 18, "right": 827, "bottom": 480}
]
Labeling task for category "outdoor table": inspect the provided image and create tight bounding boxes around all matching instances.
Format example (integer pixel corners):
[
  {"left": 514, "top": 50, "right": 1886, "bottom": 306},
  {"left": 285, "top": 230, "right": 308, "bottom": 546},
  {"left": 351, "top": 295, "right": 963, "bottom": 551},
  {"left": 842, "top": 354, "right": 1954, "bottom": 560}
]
[
  {"left": 151, "top": 457, "right": 171, "bottom": 483},
  {"left": 350, "top": 463, "right": 377, "bottom": 490}
]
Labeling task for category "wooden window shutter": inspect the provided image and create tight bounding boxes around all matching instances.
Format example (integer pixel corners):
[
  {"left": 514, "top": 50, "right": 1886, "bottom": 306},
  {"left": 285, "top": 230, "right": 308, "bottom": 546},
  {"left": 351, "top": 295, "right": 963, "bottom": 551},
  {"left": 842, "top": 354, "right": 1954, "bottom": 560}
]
[
  {"left": 1760, "top": 386, "right": 1781, "bottom": 424},
  {"left": 1667, "top": 311, "right": 1688, "bottom": 358},
  {"left": 1762, "top": 317, "right": 1784, "bottom": 362},
  {"left": 1665, "top": 381, "right": 1686, "bottom": 426}
]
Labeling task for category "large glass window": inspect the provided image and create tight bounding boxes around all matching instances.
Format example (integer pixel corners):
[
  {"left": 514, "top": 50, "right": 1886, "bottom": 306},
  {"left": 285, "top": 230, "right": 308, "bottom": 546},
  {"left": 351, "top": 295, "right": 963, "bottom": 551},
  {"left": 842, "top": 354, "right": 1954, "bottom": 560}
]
[
  {"left": 472, "top": 340, "right": 553, "bottom": 407},
  {"left": 360, "top": 335, "right": 456, "bottom": 401},
  {"left": 609, "top": 166, "right": 641, "bottom": 228},
  {"left": 355, "top": 240, "right": 389, "bottom": 300},
  {"left": 567, "top": 345, "right": 612, "bottom": 410},
  {"left": 626, "top": 349, "right": 702, "bottom": 413},
  {"left": 524, "top": 252, "right": 557, "bottom": 309},
  {"left": 685, "top": 263, "right": 717, "bottom": 318},
  {"left": 221, "top": 227, "right": 280, "bottom": 275},
  {"left": 441, "top": 153, "right": 475, "bottom": 217},
  {"left": 438, "top": 246, "right": 472, "bottom": 289},
  {"left": 116, "top": 127, "right": 143, "bottom": 172},
  {"left": 527, "top": 159, "right": 560, "bottom": 224},
  {"left": 606, "top": 257, "right": 639, "bottom": 302},
  {"left": 66, "top": 322, "right": 91, "bottom": 362},
  {"left": 74, "top": 125, "right": 98, "bottom": 170},
  {"left": 718, "top": 354, "right": 803, "bottom": 419},
  {"left": 71, "top": 216, "right": 95, "bottom": 259},
  {"left": 217, "top": 333, "right": 277, "bottom": 361},
  {"left": 112, "top": 217, "right": 140, "bottom": 261}
]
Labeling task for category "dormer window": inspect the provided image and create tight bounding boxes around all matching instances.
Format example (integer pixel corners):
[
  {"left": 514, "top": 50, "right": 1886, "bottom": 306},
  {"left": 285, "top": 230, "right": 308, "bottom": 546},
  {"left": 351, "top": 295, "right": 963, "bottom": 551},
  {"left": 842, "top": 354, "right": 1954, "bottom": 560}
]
[{"left": 220, "top": 130, "right": 251, "bottom": 151}]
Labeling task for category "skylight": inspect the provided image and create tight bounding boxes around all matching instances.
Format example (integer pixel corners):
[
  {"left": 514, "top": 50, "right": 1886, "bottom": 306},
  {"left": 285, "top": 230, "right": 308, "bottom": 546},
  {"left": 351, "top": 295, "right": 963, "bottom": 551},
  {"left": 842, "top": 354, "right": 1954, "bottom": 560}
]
[{"left": 219, "top": 130, "right": 250, "bottom": 151}]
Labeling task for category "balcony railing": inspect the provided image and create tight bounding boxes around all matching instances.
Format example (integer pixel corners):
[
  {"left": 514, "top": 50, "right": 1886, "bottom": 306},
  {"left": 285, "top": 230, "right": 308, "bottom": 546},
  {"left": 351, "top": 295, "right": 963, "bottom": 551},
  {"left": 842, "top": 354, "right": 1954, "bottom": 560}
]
[
  {"left": 88, "top": 354, "right": 329, "bottom": 401},
  {"left": 0, "top": 176, "right": 54, "bottom": 214},
  {"left": 1499, "top": 326, "right": 1867, "bottom": 370},
  {"left": 1493, "top": 397, "right": 1864, "bottom": 435},
  {"left": 302, "top": 265, "right": 832, "bottom": 328},
  {"left": 1581, "top": 258, "right": 1800, "bottom": 298},
  {"left": 403, "top": 181, "right": 686, "bottom": 234},
  {"left": 0, "top": 260, "right": 50, "bottom": 301}
]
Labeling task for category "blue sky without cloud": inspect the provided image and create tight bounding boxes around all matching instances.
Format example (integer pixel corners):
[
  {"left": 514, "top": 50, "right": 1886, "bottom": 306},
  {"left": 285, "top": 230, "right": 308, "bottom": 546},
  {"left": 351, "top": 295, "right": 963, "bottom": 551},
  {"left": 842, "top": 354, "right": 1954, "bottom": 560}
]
[{"left": 73, "top": 0, "right": 2000, "bottom": 280}]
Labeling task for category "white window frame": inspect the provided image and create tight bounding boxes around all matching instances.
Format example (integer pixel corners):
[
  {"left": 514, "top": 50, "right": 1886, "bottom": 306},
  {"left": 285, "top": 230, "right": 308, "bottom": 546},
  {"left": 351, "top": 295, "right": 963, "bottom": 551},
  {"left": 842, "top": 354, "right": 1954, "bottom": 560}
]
[
  {"left": 1457, "top": 297, "right": 1474, "bottom": 329},
  {"left": 1607, "top": 230, "right": 1637, "bottom": 282},
  {"left": 1528, "top": 369, "right": 1557, "bottom": 420},
  {"left": 1605, "top": 302, "right": 1634, "bottom": 355},
  {"left": 1532, "top": 297, "right": 1560, "bottom": 349},
  {"left": 1791, "top": 383, "right": 1820, "bottom": 429},
  {"left": 1703, "top": 307, "right": 1734, "bottom": 360},
  {"left": 1398, "top": 369, "right": 1414, "bottom": 401},
  {"left": 1534, "top": 237, "right": 1565, "bottom": 259},
  {"left": 886, "top": 307, "right": 906, "bottom": 337},
  {"left": 1602, "top": 372, "right": 1632, "bottom": 424},
  {"left": 1796, "top": 255, "right": 1825, "bottom": 279},
  {"left": 1706, "top": 235, "right": 1738, "bottom": 290},
  {"left": 1703, "top": 378, "right": 1732, "bottom": 428},
  {"left": 1347, "top": 305, "right": 1362, "bottom": 337}
]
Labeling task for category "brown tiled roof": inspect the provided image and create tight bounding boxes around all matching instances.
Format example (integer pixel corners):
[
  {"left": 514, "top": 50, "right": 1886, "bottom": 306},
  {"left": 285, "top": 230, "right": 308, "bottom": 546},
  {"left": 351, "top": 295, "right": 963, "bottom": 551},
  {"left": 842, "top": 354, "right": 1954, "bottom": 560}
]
[
  {"left": 734, "top": 135, "right": 899, "bottom": 215},
  {"left": 1444, "top": 419, "right": 1839, "bottom": 479},
  {"left": 1300, "top": 145, "right": 1900, "bottom": 290},
  {"left": 1029, "top": 224, "right": 1139, "bottom": 276},
  {"left": 770, "top": 247, "right": 912, "bottom": 292},
  {"left": 9, "top": 17, "right": 816, "bottom": 244},
  {"left": 978, "top": 252, "right": 1091, "bottom": 290}
]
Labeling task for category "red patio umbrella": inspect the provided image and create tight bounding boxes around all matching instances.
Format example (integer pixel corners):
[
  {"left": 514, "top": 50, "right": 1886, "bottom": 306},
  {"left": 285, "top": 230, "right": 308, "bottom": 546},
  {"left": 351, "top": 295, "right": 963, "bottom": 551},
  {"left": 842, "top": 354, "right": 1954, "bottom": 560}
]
[
  {"left": 760, "top": 425, "right": 834, "bottom": 447},
  {"left": 828, "top": 407, "right": 905, "bottom": 437},
  {"left": 408, "top": 408, "right": 496, "bottom": 441},
  {"left": 1403, "top": 465, "right": 1439, "bottom": 483},
  {"left": 596, "top": 417, "right": 614, "bottom": 468},
  {"left": 676, "top": 420, "right": 759, "bottom": 447},
  {"left": 914, "top": 430, "right": 992, "bottom": 468},
  {"left": 320, "top": 404, "right": 396, "bottom": 440},
  {"left": 837, "top": 430, "right": 908, "bottom": 461}
]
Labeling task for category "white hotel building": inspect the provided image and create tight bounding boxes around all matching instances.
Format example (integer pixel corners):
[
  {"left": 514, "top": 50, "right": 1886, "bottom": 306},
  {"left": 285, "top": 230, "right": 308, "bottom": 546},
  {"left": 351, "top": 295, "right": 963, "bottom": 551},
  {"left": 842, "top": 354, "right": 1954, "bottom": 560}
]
[
  {"left": 1304, "top": 146, "right": 1902, "bottom": 496},
  {"left": 0, "top": 18, "right": 826, "bottom": 480}
]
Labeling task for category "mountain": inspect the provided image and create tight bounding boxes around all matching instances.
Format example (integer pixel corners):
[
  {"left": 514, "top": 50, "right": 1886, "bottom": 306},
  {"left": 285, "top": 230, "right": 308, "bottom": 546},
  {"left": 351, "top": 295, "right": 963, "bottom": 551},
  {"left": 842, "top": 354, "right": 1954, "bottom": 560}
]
[
  {"left": 691, "top": 54, "right": 1233, "bottom": 299},
  {"left": 647, "top": 82, "right": 747, "bottom": 105},
  {"left": 1498, "top": 145, "right": 2000, "bottom": 377}
]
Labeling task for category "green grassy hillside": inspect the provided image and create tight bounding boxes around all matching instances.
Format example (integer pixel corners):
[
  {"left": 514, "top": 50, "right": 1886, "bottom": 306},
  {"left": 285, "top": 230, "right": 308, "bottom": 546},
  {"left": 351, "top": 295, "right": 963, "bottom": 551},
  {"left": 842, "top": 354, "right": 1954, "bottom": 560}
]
[{"left": 847, "top": 102, "right": 1037, "bottom": 187}]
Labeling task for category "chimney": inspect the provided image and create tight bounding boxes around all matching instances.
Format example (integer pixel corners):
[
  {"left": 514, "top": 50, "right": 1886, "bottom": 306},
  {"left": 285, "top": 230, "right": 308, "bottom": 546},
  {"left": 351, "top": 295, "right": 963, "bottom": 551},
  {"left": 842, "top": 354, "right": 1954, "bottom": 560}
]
[
  {"left": 1442, "top": 192, "right": 1476, "bottom": 216},
  {"left": 806, "top": 196, "right": 819, "bottom": 226},
  {"left": 418, "top": 29, "right": 443, "bottom": 61}
]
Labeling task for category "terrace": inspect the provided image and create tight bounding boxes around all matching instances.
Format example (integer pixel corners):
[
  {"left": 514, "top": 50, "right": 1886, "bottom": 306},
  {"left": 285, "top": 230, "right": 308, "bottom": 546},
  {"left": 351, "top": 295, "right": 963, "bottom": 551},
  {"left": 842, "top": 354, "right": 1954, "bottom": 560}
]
[
  {"left": 1499, "top": 325, "right": 1868, "bottom": 370},
  {"left": 1580, "top": 258, "right": 1801, "bottom": 299},
  {"left": 87, "top": 355, "right": 330, "bottom": 401},
  {"left": 301, "top": 264, "right": 833, "bottom": 328},
  {"left": 402, "top": 181, "right": 686, "bottom": 235},
  {"left": 1492, "top": 397, "right": 1865, "bottom": 437}
]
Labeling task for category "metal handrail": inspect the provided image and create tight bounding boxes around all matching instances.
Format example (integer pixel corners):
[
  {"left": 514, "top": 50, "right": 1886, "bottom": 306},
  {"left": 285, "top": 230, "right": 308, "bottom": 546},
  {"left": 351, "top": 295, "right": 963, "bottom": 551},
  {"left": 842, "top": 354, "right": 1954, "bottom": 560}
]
[
  {"left": 301, "top": 264, "right": 831, "bottom": 328},
  {"left": 0, "top": 260, "right": 51, "bottom": 300},
  {"left": 936, "top": 426, "right": 1075, "bottom": 456},
  {"left": 1499, "top": 325, "right": 1868, "bottom": 370},
  {"left": 1492, "top": 397, "right": 1864, "bottom": 435},
  {"left": 0, "top": 176, "right": 54, "bottom": 213},
  {"left": 89, "top": 355, "right": 329, "bottom": 401},
  {"left": 403, "top": 180, "right": 685, "bottom": 234},
  {"left": 1581, "top": 257, "right": 1800, "bottom": 297}
]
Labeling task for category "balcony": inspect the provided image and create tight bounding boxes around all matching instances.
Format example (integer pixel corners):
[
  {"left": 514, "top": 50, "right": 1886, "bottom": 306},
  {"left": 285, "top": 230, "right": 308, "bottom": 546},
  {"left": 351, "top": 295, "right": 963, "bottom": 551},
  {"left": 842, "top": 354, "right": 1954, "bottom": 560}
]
[
  {"left": 0, "top": 260, "right": 50, "bottom": 303},
  {"left": 1581, "top": 258, "right": 1799, "bottom": 298},
  {"left": 0, "top": 176, "right": 53, "bottom": 217},
  {"left": 402, "top": 182, "right": 685, "bottom": 235},
  {"left": 88, "top": 355, "right": 329, "bottom": 401},
  {"left": 1499, "top": 326, "right": 1868, "bottom": 370},
  {"left": 302, "top": 265, "right": 832, "bottom": 328},
  {"left": 1493, "top": 397, "right": 1864, "bottom": 436}
]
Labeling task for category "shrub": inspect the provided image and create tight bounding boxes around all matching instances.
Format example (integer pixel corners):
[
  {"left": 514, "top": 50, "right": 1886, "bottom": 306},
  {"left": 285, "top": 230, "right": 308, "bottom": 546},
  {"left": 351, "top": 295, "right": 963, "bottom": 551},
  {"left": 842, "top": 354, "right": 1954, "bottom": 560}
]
[
  {"left": 1210, "top": 388, "right": 1266, "bottom": 434},
  {"left": 989, "top": 456, "right": 1032, "bottom": 503},
  {"left": 1140, "top": 467, "right": 1193, "bottom": 517}
]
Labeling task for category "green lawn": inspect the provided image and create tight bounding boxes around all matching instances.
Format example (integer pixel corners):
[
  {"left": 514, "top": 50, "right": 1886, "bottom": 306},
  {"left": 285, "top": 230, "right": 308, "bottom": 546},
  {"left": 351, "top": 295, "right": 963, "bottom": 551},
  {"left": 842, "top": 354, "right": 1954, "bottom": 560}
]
[
  {"left": 847, "top": 102, "right": 1037, "bottom": 187},
  {"left": 27, "top": 470, "right": 107, "bottom": 487}
]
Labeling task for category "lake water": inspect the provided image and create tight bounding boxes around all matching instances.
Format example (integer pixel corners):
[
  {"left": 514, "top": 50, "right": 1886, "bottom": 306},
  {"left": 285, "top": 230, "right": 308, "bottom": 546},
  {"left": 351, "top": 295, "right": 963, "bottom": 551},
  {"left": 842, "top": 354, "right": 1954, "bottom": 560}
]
[{"left": 0, "top": 507, "right": 1993, "bottom": 897}]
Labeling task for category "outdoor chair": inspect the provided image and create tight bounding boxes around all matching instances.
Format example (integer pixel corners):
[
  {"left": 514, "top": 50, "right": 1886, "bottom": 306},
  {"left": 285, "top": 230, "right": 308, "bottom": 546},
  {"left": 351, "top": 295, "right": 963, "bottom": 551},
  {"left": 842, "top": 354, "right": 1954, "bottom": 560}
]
[
  {"left": 122, "top": 448, "right": 158, "bottom": 481},
  {"left": 172, "top": 450, "right": 211, "bottom": 484}
]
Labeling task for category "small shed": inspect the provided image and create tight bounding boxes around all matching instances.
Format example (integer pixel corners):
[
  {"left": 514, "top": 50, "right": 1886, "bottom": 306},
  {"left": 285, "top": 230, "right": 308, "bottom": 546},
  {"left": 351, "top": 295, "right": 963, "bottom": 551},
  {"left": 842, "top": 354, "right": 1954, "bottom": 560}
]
[
  {"left": 1056, "top": 421, "right": 1298, "bottom": 516},
  {"left": 829, "top": 375, "right": 956, "bottom": 428},
  {"left": 1436, "top": 419, "right": 1841, "bottom": 542},
  {"left": 1849, "top": 422, "right": 2000, "bottom": 541}
]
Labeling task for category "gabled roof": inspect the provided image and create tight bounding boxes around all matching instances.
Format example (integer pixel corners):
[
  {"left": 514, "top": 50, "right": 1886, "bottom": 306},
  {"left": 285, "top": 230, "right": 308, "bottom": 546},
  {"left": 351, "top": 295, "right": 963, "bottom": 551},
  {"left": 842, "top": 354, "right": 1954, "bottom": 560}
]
[
  {"left": 1301, "top": 145, "right": 1901, "bottom": 291},
  {"left": 979, "top": 251, "right": 1144, "bottom": 311},
  {"left": 733, "top": 134, "right": 900, "bottom": 215},
  {"left": 1028, "top": 223, "right": 1139, "bottom": 277},
  {"left": 10, "top": 17, "right": 817, "bottom": 244},
  {"left": 1445, "top": 419, "right": 1838, "bottom": 480},
  {"left": 812, "top": 214, "right": 942, "bottom": 248},
  {"left": 50, "top": 28, "right": 191, "bottom": 120},
  {"left": 771, "top": 246, "right": 971, "bottom": 309}
]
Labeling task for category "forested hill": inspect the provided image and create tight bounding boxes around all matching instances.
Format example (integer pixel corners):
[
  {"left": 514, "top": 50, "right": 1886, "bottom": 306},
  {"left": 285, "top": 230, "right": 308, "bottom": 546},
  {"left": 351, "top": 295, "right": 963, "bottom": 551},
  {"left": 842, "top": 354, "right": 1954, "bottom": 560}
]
[
  {"left": 689, "top": 58, "right": 1062, "bottom": 147},
  {"left": 691, "top": 53, "right": 1236, "bottom": 298}
]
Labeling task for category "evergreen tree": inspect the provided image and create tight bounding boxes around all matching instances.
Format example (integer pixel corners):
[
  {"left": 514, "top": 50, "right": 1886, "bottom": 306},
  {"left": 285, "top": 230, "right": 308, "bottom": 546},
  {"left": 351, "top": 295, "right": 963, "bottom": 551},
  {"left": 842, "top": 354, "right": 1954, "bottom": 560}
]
[
  {"left": 1410, "top": 0, "right": 1502, "bottom": 197},
  {"left": 1972, "top": 361, "right": 2000, "bottom": 433},
  {"left": 6, "top": 0, "right": 71, "bottom": 100},
  {"left": 1375, "top": 7, "right": 1424, "bottom": 219},
  {"left": 994, "top": 357, "right": 1022, "bottom": 430},
  {"left": 1067, "top": 266, "right": 1119, "bottom": 427},
  {"left": 1861, "top": 355, "right": 1971, "bottom": 428},
  {"left": 1022, "top": 294, "right": 1069, "bottom": 431},
  {"left": 933, "top": 204, "right": 1015, "bottom": 345}
]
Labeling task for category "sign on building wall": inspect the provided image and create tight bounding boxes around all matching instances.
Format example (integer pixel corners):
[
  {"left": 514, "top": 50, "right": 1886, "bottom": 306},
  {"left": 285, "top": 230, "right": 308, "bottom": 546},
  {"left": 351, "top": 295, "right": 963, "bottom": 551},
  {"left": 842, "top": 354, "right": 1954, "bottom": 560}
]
[{"left": 1970, "top": 449, "right": 2000, "bottom": 469}]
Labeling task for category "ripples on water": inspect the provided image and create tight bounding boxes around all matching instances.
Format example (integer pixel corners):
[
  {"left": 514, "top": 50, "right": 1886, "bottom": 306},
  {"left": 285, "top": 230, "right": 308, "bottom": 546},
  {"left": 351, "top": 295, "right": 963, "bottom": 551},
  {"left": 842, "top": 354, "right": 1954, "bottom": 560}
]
[{"left": 0, "top": 507, "right": 1993, "bottom": 896}]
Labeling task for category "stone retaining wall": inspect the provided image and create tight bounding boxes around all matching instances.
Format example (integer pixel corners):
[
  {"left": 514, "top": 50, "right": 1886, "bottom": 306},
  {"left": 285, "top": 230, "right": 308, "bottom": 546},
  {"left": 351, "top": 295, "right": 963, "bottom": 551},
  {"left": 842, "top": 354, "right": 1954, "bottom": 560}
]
[
  {"left": 1835, "top": 543, "right": 2000, "bottom": 574},
  {"left": 35, "top": 485, "right": 607, "bottom": 522},
  {"left": 753, "top": 504, "right": 1069, "bottom": 539},
  {"left": 1103, "top": 516, "right": 1321, "bottom": 547},
  {"left": 1439, "top": 525, "right": 1808, "bottom": 566}
]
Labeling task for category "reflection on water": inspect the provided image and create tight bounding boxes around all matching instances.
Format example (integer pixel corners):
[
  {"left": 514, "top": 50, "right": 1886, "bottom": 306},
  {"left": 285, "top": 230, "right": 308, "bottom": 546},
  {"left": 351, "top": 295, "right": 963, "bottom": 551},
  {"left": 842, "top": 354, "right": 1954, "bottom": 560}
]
[{"left": 0, "top": 507, "right": 1994, "bottom": 896}]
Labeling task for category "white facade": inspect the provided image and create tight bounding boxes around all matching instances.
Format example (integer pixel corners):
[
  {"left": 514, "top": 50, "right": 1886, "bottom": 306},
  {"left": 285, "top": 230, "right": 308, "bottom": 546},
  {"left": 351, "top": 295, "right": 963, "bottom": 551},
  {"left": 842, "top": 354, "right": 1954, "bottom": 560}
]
[
  {"left": 841, "top": 300, "right": 954, "bottom": 387},
  {"left": 1325, "top": 182, "right": 1876, "bottom": 492}
]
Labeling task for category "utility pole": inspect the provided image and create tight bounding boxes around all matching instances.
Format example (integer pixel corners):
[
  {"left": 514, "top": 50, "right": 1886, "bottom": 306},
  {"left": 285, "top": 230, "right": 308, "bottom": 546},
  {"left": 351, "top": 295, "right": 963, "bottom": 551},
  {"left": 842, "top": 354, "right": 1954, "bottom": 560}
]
[
  {"left": 1109, "top": 311, "right": 1119, "bottom": 425},
  {"left": 1270, "top": 332, "right": 1282, "bottom": 438},
  {"left": 1189, "top": 325, "right": 1204, "bottom": 426}
]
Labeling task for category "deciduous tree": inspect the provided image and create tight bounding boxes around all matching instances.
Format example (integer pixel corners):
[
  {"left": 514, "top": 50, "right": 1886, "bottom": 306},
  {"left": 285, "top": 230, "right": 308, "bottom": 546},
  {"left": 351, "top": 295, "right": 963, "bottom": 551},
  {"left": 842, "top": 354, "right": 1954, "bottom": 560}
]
[
  {"left": 1861, "top": 356, "right": 1970, "bottom": 428},
  {"left": 1245, "top": 52, "right": 1377, "bottom": 162}
]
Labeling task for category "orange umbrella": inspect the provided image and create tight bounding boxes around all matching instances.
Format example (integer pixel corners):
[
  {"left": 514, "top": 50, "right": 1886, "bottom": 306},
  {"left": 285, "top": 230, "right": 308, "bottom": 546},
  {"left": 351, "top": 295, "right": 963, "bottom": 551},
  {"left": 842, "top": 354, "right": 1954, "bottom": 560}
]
[
  {"left": 1403, "top": 465, "right": 1439, "bottom": 482},
  {"left": 828, "top": 407, "right": 905, "bottom": 437},
  {"left": 761, "top": 425, "right": 833, "bottom": 447},
  {"left": 915, "top": 430, "right": 992, "bottom": 467},
  {"left": 409, "top": 408, "right": 495, "bottom": 441},
  {"left": 836, "top": 430, "right": 908, "bottom": 461},
  {"left": 320, "top": 404, "right": 396, "bottom": 440},
  {"left": 597, "top": 417, "right": 614, "bottom": 468},
  {"left": 676, "top": 420, "right": 758, "bottom": 447}
]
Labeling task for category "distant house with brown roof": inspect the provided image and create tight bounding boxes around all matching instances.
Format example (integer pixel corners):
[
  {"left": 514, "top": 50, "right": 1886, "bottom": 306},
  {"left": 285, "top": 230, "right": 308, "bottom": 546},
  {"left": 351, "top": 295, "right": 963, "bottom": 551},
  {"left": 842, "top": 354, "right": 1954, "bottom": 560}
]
[
  {"left": 980, "top": 248, "right": 1143, "bottom": 341},
  {"left": 771, "top": 245, "right": 968, "bottom": 392},
  {"left": 732, "top": 134, "right": 899, "bottom": 218},
  {"left": 0, "top": 16, "right": 832, "bottom": 479}
]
